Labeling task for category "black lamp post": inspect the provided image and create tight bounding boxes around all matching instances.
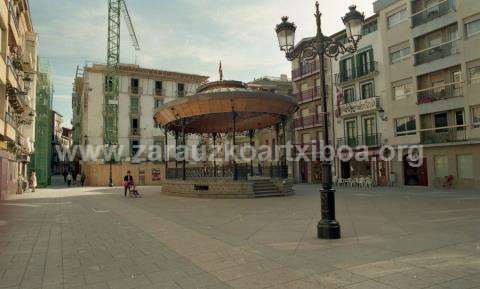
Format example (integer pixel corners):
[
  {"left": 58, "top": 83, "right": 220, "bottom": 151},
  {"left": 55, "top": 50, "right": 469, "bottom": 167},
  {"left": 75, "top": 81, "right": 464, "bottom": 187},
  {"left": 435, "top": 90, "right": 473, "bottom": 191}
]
[{"left": 276, "top": 2, "right": 364, "bottom": 239}]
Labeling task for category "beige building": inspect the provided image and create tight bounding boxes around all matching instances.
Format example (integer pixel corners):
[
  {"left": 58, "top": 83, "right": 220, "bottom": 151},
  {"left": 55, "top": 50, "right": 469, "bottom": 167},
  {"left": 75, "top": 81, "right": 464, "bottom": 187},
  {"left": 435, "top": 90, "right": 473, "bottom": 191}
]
[
  {"left": 247, "top": 75, "right": 294, "bottom": 177},
  {"left": 0, "top": 0, "right": 38, "bottom": 199},
  {"left": 373, "top": 0, "right": 480, "bottom": 188},
  {"left": 330, "top": 15, "right": 392, "bottom": 186},
  {"left": 291, "top": 0, "right": 480, "bottom": 189},
  {"left": 290, "top": 52, "right": 334, "bottom": 183},
  {"left": 72, "top": 63, "right": 209, "bottom": 167}
]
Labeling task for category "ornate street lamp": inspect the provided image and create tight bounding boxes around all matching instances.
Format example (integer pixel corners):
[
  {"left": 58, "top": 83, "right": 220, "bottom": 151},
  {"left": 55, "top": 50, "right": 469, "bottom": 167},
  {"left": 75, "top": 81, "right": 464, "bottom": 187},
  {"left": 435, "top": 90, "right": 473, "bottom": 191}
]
[{"left": 276, "top": 2, "right": 364, "bottom": 239}]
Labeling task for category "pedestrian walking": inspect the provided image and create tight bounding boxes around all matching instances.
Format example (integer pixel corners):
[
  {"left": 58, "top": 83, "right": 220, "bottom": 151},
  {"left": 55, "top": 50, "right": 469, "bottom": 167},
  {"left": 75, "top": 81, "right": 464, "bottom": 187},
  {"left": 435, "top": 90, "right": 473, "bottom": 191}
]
[
  {"left": 30, "top": 171, "right": 37, "bottom": 193},
  {"left": 62, "top": 169, "right": 68, "bottom": 183},
  {"left": 123, "top": 171, "right": 133, "bottom": 197},
  {"left": 80, "top": 172, "right": 86, "bottom": 187},
  {"left": 66, "top": 171, "right": 73, "bottom": 187}
]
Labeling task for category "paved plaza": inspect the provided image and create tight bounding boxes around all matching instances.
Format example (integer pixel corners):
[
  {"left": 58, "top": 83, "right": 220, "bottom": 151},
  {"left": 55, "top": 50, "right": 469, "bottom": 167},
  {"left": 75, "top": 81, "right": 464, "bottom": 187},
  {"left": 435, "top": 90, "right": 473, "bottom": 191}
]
[{"left": 0, "top": 184, "right": 479, "bottom": 289}]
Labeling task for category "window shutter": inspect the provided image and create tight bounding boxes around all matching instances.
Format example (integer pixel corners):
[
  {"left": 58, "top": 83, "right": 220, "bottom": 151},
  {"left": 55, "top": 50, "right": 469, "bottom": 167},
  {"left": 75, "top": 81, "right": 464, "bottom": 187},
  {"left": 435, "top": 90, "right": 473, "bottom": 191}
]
[{"left": 368, "top": 49, "right": 374, "bottom": 72}]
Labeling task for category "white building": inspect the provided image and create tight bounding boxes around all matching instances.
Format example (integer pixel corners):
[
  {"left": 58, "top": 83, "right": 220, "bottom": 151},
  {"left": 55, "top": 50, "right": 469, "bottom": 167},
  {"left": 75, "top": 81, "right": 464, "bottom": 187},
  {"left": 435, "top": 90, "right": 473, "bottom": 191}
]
[{"left": 72, "top": 63, "right": 209, "bottom": 162}]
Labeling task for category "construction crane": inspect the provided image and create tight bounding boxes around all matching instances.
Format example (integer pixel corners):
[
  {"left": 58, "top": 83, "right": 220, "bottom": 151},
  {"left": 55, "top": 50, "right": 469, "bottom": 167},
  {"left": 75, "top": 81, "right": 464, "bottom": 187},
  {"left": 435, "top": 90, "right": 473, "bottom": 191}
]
[{"left": 104, "top": 0, "right": 140, "bottom": 147}]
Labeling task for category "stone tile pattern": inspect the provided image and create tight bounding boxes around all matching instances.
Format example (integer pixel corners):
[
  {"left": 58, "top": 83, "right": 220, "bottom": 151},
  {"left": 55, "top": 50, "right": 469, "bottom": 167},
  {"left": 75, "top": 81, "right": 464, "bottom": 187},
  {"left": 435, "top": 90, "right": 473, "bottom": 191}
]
[{"left": 0, "top": 185, "right": 480, "bottom": 289}]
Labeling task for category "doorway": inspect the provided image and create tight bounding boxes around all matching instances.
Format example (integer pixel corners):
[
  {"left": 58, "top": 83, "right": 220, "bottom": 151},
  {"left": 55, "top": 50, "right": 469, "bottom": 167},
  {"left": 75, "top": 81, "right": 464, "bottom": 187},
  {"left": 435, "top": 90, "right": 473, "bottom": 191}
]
[{"left": 403, "top": 155, "right": 428, "bottom": 186}]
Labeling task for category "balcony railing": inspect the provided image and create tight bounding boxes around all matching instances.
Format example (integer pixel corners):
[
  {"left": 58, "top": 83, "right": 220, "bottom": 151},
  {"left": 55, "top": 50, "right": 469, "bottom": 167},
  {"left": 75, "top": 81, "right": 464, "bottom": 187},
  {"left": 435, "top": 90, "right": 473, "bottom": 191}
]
[
  {"left": 336, "top": 133, "right": 382, "bottom": 147},
  {"left": 292, "top": 60, "right": 320, "bottom": 80},
  {"left": 414, "top": 39, "right": 459, "bottom": 65},
  {"left": 412, "top": 0, "right": 456, "bottom": 28},
  {"left": 295, "top": 86, "right": 325, "bottom": 103},
  {"left": 130, "top": 107, "right": 139, "bottom": 116},
  {"left": 130, "top": 86, "right": 141, "bottom": 95},
  {"left": 417, "top": 82, "right": 463, "bottom": 104},
  {"left": 293, "top": 114, "right": 323, "bottom": 130},
  {"left": 5, "top": 112, "right": 15, "bottom": 126},
  {"left": 8, "top": 1, "right": 20, "bottom": 35},
  {"left": 420, "top": 126, "right": 467, "bottom": 144},
  {"left": 130, "top": 128, "right": 140, "bottom": 136},
  {"left": 155, "top": 88, "right": 165, "bottom": 96},
  {"left": 335, "top": 61, "right": 378, "bottom": 84}
]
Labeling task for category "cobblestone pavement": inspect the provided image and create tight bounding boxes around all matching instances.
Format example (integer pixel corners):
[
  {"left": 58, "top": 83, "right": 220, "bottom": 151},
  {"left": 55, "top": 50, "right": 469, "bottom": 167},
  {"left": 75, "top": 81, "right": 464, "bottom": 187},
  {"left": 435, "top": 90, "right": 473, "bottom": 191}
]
[{"left": 1, "top": 184, "right": 480, "bottom": 289}]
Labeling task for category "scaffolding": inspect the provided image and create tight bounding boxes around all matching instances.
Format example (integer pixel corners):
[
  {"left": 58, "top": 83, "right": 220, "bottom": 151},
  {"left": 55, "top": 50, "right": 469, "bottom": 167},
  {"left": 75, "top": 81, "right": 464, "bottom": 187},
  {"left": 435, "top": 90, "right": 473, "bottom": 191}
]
[{"left": 29, "top": 57, "right": 54, "bottom": 187}]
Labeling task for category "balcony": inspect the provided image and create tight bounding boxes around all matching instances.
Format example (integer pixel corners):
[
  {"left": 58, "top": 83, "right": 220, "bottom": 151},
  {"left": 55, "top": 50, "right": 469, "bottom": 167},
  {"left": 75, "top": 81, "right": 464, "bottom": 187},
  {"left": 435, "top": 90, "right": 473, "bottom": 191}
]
[
  {"left": 411, "top": 0, "right": 456, "bottom": 28},
  {"left": 177, "top": 90, "right": 186, "bottom": 97},
  {"left": 8, "top": 1, "right": 20, "bottom": 44},
  {"left": 295, "top": 86, "right": 324, "bottom": 103},
  {"left": 420, "top": 126, "right": 467, "bottom": 144},
  {"left": 130, "top": 128, "right": 140, "bottom": 137},
  {"left": 155, "top": 88, "right": 166, "bottom": 97},
  {"left": 339, "top": 97, "right": 379, "bottom": 117},
  {"left": 335, "top": 62, "right": 378, "bottom": 84},
  {"left": 293, "top": 114, "right": 323, "bottom": 130},
  {"left": 130, "top": 107, "right": 139, "bottom": 116},
  {"left": 0, "top": 118, "right": 4, "bottom": 140},
  {"left": 292, "top": 60, "right": 320, "bottom": 81},
  {"left": 336, "top": 133, "right": 382, "bottom": 147},
  {"left": 4, "top": 113, "right": 16, "bottom": 141},
  {"left": 414, "top": 40, "right": 459, "bottom": 65},
  {"left": 417, "top": 82, "right": 462, "bottom": 104},
  {"left": 129, "top": 86, "right": 142, "bottom": 95},
  {"left": 6, "top": 83, "right": 27, "bottom": 114}
]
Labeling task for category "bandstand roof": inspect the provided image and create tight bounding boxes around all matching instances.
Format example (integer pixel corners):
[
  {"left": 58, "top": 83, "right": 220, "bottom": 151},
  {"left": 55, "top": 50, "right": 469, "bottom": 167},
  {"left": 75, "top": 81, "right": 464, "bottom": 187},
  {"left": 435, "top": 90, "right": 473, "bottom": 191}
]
[{"left": 153, "top": 80, "right": 298, "bottom": 134}]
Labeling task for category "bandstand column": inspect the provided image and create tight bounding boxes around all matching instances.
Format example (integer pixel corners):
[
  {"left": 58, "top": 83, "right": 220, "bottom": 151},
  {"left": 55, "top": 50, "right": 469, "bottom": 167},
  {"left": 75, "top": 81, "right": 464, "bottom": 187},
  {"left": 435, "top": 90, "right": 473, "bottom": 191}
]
[
  {"left": 212, "top": 133, "right": 217, "bottom": 177},
  {"left": 232, "top": 110, "right": 238, "bottom": 181},
  {"left": 249, "top": 130, "right": 254, "bottom": 177},
  {"left": 175, "top": 131, "right": 178, "bottom": 178},
  {"left": 164, "top": 129, "right": 168, "bottom": 169},
  {"left": 181, "top": 120, "right": 186, "bottom": 181}
]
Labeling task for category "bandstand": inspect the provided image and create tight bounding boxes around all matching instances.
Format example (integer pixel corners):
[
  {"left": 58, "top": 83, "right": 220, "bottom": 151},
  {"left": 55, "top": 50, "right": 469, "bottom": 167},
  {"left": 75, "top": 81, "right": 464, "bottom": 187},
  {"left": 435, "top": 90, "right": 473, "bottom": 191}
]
[{"left": 154, "top": 79, "right": 298, "bottom": 198}]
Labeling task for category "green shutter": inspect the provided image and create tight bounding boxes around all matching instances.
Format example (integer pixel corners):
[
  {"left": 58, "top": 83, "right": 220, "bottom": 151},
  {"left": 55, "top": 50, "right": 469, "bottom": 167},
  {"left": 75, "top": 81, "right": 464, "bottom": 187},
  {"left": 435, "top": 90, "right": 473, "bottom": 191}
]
[
  {"left": 368, "top": 49, "right": 374, "bottom": 72},
  {"left": 340, "top": 59, "right": 347, "bottom": 82},
  {"left": 356, "top": 54, "right": 364, "bottom": 77}
]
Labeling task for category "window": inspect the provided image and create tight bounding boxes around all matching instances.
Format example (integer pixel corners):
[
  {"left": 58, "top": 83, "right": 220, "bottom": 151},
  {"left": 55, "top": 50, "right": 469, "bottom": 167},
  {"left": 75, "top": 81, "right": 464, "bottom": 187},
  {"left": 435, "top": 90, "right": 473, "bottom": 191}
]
[
  {"left": 390, "top": 46, "right": 411, "bottom": 64},
  {"left": 360, "top": 82, "right": 374, "bottom": 99},
  {"left": 455, "top": 110, "right": 465, "bottom": 129},
  {"left": 472, "top": 106, "right": 480, "bottom": 127},
  {"left": 154, "top": 123, "right": 161, "bottom": 129},
  {"left": 130, "top": 97, "right": 139, "bottom": 111},
  {"left": 388, "top": 8, "right": 407, "bottom": 29},
  {"left": 393, "top": 82, "right": 412, "bottom": 100},
  {"left": 362, "top": 20, "right": 378, "bottom": 35},
  {"left": 154, "top": 98, "right": 163, "bottom": 109},
  {"left": 434, "top": 112, "right": 448, "bottom": 132},
  {"left": 131, "top": 140, "right": 140, "bottom": 157},
  {"left": 343, "top": 87, "right": 355, "bottom": 103},
  {"left": 345, "top": 120, "right": 358, "bottom": 146},
  {"left": 357, "top": 49, "right": 374, "bottom": 75},
  {"left": 426, "top": 32, "right": 442, "bottom": 48},
  {"left": 131, "top": 78, "right": 139, "bottom": 94},
  {"left": 395, "top": 116, "right": 416, "bottom": 136},
  {"left": 177, "top": 83, "right": 185, "bottom": 97},
  {"left": 132, "top": 118, "right": 139, "bottom": 129},
  {"left": 465, "top": 19, "right": 480, "bottom": 38},
  {"left": 301, "top": 133, "right": 311, "bottom": 144},
  {"left": 155, "top": 81, "right": 163, "bottom": 96},
  {"left": 468, "top": 65, "right": 480, "bottom": 84},
  {"left": 434, "top": 155, "right": 448, "bottom": 177},
  {"left": 457, "top": 155, "right": 474, "bottom": 179},
  {"left": 339, "top": 57, "right": 355, "bottom": 82}
]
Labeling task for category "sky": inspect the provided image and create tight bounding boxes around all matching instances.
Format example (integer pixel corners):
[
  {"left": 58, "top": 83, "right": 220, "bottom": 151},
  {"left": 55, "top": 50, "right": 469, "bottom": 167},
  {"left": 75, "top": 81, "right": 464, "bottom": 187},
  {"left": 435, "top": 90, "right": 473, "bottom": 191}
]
[{"left": 30, "top": 0, "right": 374, "bottom": 128}]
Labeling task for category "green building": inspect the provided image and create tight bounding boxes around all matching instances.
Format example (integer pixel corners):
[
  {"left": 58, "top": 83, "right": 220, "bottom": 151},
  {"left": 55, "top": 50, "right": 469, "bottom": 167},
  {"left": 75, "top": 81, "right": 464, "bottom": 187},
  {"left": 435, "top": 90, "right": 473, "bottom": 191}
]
[{"left": 30, "top": 58, "right": 54, "bottom": 187}]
